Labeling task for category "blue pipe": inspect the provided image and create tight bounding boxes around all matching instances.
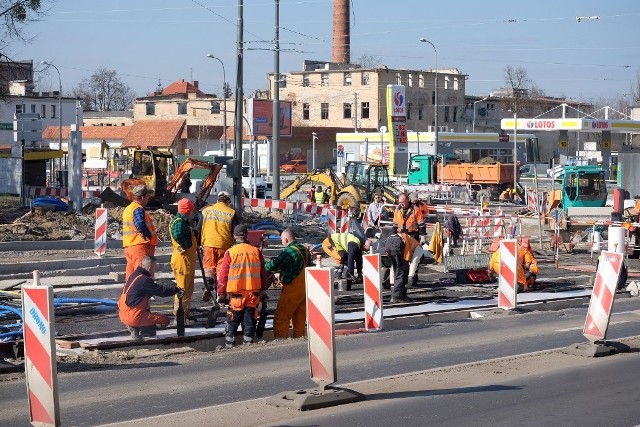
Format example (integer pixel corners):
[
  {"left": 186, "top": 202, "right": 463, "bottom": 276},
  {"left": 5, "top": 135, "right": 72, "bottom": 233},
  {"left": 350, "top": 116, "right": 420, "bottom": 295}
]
[
  {"left": 0, "top": 304, "right": 22, "bottom": 318},
  {"left": 53, "top": 297, "right": 117, "bottom": 306},
  {"left": 0, "top": 330, "right": 23, "bottom": 341}
]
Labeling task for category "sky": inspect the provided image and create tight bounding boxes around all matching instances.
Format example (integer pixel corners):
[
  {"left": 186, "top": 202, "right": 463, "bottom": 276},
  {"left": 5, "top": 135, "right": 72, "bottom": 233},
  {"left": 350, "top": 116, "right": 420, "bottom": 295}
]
[{"left": 9, "top": 0, "right": 640, "bottom": 103}]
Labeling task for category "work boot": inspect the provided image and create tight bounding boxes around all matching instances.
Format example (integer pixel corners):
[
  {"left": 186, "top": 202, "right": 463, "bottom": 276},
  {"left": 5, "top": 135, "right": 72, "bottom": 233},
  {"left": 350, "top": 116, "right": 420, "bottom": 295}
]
[
  {"left": 408, "top": 275, "right": 418, "bottom": 288},
  {"left": 390, "top": 295, "right": 413, "bottom": 304},
  {"left": 139, "top": 326, "right": 157, "bottom": 337},
  {"left": 126, "top": 326, "right": 143, "bottom": 341}
]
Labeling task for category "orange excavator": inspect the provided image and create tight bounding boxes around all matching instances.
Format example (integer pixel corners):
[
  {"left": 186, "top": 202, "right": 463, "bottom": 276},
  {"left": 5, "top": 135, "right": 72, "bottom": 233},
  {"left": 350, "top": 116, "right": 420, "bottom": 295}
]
[{"left": 122, "top": 149, "right": 223, "bottom": 208}]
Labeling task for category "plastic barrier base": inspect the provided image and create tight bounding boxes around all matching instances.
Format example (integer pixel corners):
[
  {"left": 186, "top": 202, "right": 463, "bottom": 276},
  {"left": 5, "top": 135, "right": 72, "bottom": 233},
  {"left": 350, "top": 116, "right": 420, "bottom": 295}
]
[{"left": 266, "top": 386, "right": 365, "bottom": 411}]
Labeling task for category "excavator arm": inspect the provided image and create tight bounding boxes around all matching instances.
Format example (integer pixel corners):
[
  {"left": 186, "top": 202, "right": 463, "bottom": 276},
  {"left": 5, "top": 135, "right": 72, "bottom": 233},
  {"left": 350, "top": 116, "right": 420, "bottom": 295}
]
[
  {"left": 279, "top": 168, "right": 344, "bottom": 200},
  {"left": 165, "top": 158, "right": 223, "bottom": 205}
]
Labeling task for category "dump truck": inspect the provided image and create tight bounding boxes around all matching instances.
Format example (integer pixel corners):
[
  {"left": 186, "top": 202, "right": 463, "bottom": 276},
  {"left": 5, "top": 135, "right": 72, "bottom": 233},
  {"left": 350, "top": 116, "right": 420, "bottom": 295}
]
[{"left": 403, "top": 154, "right": 520, "bottom": 202}]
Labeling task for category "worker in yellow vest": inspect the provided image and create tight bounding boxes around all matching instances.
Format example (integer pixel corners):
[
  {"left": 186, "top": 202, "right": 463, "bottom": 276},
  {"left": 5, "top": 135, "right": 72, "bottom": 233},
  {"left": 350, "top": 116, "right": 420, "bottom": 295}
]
[{"left": 122, "top": 185, "right": 158, "bottom": 281}]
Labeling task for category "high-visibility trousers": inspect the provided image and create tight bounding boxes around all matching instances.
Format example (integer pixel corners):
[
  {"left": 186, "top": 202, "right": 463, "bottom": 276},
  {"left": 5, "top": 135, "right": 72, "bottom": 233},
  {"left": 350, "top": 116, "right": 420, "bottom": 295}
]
[
  {"left": 273, "top": 272, "right": 306, "bottom": 338},
  {"left": 124, "top": 243, "right": 155, "bottom": 281}
]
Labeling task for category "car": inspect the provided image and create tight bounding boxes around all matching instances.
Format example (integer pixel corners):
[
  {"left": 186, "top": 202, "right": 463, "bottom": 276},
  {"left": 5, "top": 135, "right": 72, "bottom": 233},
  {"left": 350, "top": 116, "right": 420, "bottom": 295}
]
[
  {"left": 280, "top": 159, "right": 307, "bottom": 174},
  {"left": 242, "top": 166, "right": 266, "bottom": 198}
]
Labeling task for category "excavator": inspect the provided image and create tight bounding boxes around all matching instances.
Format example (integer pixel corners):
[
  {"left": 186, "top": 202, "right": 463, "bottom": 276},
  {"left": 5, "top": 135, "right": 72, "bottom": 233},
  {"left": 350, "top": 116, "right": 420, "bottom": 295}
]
[
  {"left": 122, "top": 149, "right": 223, "bottom": 208},
  {"left": 279, "top": 161, "right": 398, "bottom": 216}
]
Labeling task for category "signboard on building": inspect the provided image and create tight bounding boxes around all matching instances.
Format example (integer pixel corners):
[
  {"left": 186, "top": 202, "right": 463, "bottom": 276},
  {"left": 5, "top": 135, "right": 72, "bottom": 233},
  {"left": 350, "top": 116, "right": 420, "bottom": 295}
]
[
  {"left": 14, "top": 113, "right": 42, "bottom": 144},
  {"left": 246, "top": 99, "right": 292, "bottom": 137},
  {"left": 385, "top": 85, "right": 408, "bottom": 175}
]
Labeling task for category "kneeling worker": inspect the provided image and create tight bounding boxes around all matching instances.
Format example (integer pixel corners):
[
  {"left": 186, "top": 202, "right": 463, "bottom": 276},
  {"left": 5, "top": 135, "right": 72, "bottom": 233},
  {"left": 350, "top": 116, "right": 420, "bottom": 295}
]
[
  {"left": 321, "top": 232, "right": 372, "bottom": 281},
  {"left": 118, "top": 256, "right": 182, "bottom": 340},
  {"left": 489, "top": 239, "right": 539, "bottom": 291}
]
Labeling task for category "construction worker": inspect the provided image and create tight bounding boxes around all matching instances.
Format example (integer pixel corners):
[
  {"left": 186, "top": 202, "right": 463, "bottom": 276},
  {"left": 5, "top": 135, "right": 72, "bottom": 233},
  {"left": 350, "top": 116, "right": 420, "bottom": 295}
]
[
  {"left": 306, "top": 185, "right": 316, "bottom": 202},
  {"left": 489, "top": 238, "right": 539, "bottom": 291},
  {"left": 321, "top": 232, "right": 372, "bottom": 281},
  {"left": 393, "top": 192, "right": 426, "bottom": 242},
  {"left": 169, "top": 199, "right": 197, "bottom": 325},
  {"left": 265, "top": 229, "right": 311, "bottom": 339},
  {"left": 118, "top": 255, "right": 182, "bottom": 341},
  {"left": 314, "top": 185, "right": 325, "bottom": 204},
  {"left": 384, "top": 229, "right": 411, "bottom": 303},
  {"left": 499, "top": 186, "right": 513, "bottom": 202},
  {"left": 409, "top": 192, "right": 430, "bottom": 220},
  {"left": 388, "top": 230, "right": 424, "bottom": 291},
  {"left": 217, "top": 224, "right": 269, "bottom": 348},
  {"left": 122, "top": 185, "right": 158, "bottom": 281},
  {"left": 200, "top": 191, "right": 239, "bottom": 300}
]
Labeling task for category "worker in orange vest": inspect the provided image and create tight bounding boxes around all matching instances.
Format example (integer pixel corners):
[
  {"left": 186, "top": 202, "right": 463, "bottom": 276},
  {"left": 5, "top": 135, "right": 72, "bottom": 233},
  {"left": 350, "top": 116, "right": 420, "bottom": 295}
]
[
  {"left": 217, "top": 224, "right": 269, "bottom": 348},
  {"left": 122, "top": 185, "right": 158, "bottom": 281},
  {"left": 118, "top": 256, "right": 181, "bottom": 340},
  {"left": 489, "top": 239, "right": 539, "bottom": 291},
  {"left": 199, "top": 191, "right": 239, "bottom": 300},
  {"left": 393, "top": 192, "right": 426, "bottom": 242}
]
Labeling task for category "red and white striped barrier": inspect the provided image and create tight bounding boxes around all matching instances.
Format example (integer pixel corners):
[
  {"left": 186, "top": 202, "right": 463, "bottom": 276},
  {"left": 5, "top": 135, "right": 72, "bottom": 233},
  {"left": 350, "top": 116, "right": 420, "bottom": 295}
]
[
  {"left": 305, "top": 267, "right": 337, "bottom": 386},
  {"left": 526, "top": 190, "right": 549, "bottom": 214},
  {"left": 243, "top": 198, "right": 298, "bottom": 211},
  {"left": 363, "top": 253, "right": 383, "bottom": 331},
  {"left": 94, "top": 208, "right": 107, "bottom": 256},
  {"left": 28, "top": 186, "right": 102, "bottom": 200},
  {"left": 327, "top": 208, "right": 338, "bottom": 234},
  {"left": 340, "top": 210, "right": 350, "bottom": 233},
  {"left": 494, "top": 208, "right": 504, "bottom": 238},
  {"left": 22, "top": 271, "right": 60, "bottom": 426},
  {"left": 498, "top": 239, "right": 518, "bottom": 310},
  {"left": 583, "top": 251, "right": 624, "bottom": 342}
]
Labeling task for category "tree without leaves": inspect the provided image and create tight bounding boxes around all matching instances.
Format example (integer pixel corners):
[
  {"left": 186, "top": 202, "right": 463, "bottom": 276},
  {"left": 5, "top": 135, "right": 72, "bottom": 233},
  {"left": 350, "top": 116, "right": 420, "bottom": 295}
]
[
  {"left": 73, "top": 68, "right": 136, "bottom": 111},
  {"left": 354, "top": 53, "right": 382, "bottom": 69},
  {"left": 223, "top": 81, "right": 232, "bottom": 99}
]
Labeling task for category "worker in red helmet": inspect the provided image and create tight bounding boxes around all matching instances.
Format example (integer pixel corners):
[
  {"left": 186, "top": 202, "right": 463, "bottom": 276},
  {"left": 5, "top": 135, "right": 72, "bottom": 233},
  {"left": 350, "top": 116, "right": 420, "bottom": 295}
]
[{"left": 169, "top": 198, "right": 197, "bottom": 325}]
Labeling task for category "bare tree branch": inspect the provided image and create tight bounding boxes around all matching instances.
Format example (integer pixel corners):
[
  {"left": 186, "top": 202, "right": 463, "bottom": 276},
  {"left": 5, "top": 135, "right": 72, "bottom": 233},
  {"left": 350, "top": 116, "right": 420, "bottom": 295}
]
[{"left": 73, "top": 68, "right": 136, "bottom": 111}]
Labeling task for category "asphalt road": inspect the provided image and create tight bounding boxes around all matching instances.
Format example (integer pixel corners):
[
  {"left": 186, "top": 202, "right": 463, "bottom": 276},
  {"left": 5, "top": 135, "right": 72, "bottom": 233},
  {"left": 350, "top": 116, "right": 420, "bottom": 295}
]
[{"left": 3, "top": 296, "right": 640, "bottom": 426}]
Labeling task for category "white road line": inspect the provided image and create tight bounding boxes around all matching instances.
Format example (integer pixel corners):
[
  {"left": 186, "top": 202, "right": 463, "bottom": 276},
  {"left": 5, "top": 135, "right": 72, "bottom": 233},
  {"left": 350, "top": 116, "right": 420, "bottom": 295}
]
[{"left": 555, "top": 320, "right": 631, "bottom": 332}]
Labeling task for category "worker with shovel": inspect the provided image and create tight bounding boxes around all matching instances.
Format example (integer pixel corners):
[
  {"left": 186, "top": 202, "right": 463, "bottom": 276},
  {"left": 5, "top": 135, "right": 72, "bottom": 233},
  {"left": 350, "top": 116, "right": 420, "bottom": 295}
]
[{"left": 169, "top": 199, "right": 197, "bottom": 326}]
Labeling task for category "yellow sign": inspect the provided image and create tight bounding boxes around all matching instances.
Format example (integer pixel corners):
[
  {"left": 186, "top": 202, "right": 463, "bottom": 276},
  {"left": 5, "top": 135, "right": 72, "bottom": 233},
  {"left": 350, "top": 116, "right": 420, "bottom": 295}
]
[
  {"left": 603, "top": 141, "right": 611, "bottom": 149},
  {"left": 559, "top": 140, "right": 568, "bottom": 149}
]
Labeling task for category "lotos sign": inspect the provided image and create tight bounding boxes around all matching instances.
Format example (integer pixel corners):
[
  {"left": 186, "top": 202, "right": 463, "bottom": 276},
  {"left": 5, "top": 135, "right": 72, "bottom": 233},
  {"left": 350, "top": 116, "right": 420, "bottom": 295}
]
[
  {"left": 526, "top": 119, "right": 556, "bottom": 130},
  {"left": 591, "top": 120, "right": 609, "bottom": 129}
]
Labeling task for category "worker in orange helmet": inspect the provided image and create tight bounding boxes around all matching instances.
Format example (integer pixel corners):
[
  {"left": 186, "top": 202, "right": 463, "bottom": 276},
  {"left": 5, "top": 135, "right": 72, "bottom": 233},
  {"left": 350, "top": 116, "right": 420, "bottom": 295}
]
[
  {"left": 122, "top": 185, "right": 158, "bottom": 281},
  {"left": 489, "top": 238, "right": 539, "bottom": 291},
  {"left": 169, "top": 198, "right": 197, "bottom": 325}
]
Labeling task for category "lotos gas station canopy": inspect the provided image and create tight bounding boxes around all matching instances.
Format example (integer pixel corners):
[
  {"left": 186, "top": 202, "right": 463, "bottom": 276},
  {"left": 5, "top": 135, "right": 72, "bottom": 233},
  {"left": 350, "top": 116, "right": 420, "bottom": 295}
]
[{"left": 501, "top": 118, "right": 640, "bottom": 133}]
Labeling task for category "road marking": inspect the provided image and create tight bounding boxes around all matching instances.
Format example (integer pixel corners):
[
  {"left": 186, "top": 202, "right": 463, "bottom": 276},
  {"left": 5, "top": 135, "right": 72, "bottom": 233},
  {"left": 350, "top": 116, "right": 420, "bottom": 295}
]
[{"left": 555, "top": 320, "right": 630, "bottom": 332}]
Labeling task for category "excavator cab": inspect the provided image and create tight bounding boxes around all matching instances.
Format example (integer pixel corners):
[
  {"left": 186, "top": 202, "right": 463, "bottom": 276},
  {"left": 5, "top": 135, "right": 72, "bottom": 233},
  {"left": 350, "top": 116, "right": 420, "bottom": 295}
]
[{"left": 125, "top": 149, "right": 175, "bottom": 201}]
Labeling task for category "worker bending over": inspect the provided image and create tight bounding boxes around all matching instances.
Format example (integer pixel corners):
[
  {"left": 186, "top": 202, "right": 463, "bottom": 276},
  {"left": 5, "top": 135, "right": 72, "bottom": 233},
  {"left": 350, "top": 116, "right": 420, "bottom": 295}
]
[
  {"left": 393, "top": 192, "right": 426, "bottom": 243},
  {"left": 217, "top": 224, "right": 269, "bottom": 348},
  {"left": 169, "top": 199, "right": 197, "bottom": 326},
  {"left": 118, "top": 256, "right": 182, "bottom": 340},
  {"left": 122, "top": 185, "right": 158, "bottom": 280},
  {"left": 489, "top": 239, "right": 539, "bottom": 291},
  {"left": 265, "top": 229, "right": 311, "bottom": 339},
  {"left": 385, "top": 229, "right": 424, "bottom": 302},
  {"left": 321, "top": 232, "right": 372, "bottom": 281}
]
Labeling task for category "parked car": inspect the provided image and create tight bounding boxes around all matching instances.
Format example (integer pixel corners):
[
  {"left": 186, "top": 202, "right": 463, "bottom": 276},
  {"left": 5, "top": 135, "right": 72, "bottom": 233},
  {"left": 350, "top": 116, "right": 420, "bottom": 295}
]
[
  {"left": 242, "top": 166, "right": 266, "bottom": 197},
  {"left": 520, "top": 163, "right": 548, "bottom": 178},
  {"left": 280, "top": 159, "right": 308, "bottom": 173}
]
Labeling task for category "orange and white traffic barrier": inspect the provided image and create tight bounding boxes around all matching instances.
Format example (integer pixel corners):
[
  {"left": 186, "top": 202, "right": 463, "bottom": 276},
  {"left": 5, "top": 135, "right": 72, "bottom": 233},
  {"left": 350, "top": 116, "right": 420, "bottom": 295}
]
[
  {"left": 498, "top": 239, "right": 518, "bottom": 310},
  {"left": 22, "top": 271, "right": 60, "bottom": 426},
  {"left": 327, "top": 208, "right": 338, "bottom": 234},
  {"left": 305, "top": 267, "right": 337, "bottom": 386},
  {"left": 583, "top": 251, "right": 624, "bottom": 342},
  {"left": 494, "top": 208, "right": 504, "bottom": 238},
  {"left": 363, "top": 253, "right": 383, "bottom": 331},
  {"left": 94, "top": 207, "right": 107, "bottom": 256},
  {"left": 340, "top": 209, "right": 350, "bottom": 233},
  {"left": 28, "top": 186, "right": 102, "bottom": 200}
]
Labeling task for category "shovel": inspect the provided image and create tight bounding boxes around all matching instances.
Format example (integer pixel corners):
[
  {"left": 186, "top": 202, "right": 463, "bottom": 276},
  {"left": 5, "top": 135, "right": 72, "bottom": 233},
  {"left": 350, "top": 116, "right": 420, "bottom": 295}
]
[
  {"left": 176, "top": 293, "right": 185, "bottom": 337},
  {"left": 255, "top": 294, "right": 268, "bottom": 339}
]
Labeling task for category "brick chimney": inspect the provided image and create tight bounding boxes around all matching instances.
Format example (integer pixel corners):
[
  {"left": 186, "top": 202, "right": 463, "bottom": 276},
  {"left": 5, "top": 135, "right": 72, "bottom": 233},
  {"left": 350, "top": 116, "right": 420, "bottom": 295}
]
[
  {"left": 332, "top": 0, "right": 350, "bottom": 64},
  {"left": 193, "top": 80, "right": 199, "bottom": 89}
]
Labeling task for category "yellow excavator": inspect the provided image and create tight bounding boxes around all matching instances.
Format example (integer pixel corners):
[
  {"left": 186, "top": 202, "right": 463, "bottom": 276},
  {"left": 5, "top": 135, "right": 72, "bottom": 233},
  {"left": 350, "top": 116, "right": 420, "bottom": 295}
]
[{"left": 279, "top": 161, "right": 398, "bottom": 215}]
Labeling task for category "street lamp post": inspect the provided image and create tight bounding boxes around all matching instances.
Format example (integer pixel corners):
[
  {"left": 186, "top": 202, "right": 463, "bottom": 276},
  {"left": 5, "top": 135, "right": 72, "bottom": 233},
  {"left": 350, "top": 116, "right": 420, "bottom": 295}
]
[
  {"left": 40, "top": 61, "right": 62, "bottom": 184},
  {"left": 513, "top": 112, "right": 518, "bottom": 191},
  {"left": 472, "top": 96, "right": 489, "bottom": 133},
  {"left": 206, "top": 54, "right": 228, "bottom": 156},
  {"left": 311, "top": 132, "right": 317, "bottom": 169},
  {"left": 419, "top": 37, "right": 439, "bottom": 182}
]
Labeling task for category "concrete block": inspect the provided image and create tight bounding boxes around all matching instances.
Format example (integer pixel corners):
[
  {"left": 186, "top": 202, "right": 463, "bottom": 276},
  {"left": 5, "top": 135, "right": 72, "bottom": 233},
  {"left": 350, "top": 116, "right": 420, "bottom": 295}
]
[
  {"left": 562, "top": 341, "right": 630, "bottom": 358},
  {"left": 109, "top": 271, "right": 125, "bottom": 282},
  {"left": 267, "top": 386, "right": 365, "bottom": 411}
]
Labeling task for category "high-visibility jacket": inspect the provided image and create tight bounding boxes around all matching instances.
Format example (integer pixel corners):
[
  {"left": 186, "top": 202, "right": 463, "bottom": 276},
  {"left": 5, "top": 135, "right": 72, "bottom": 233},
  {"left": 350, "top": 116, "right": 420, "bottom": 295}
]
[
  {"left": 489, "top": 243, "right": 539, "bottom": 288},
  {"left": 122, "top": 201, "right": 158, "bottom": 248},
  {"left": 315, "top": 190, "right": 325, "bottom": 204},
  {"left": 201, "top": 202, "right": 235, "bottom": 249},
  {"left": 393, "top": 206, "right": 424, "bottom": 234},
  {"left": 330, "top": 233, "right": 360, "bottom": 252},
  {"left": 223, "top": 243, "right": 264, "bottom": 293},
  {"left": 398, "top": 232, "right": 420, "bottom": 262}
]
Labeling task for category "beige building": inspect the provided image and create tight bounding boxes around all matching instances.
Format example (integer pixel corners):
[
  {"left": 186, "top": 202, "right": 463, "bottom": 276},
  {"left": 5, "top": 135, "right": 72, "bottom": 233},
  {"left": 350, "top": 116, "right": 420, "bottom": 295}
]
[{"left": 268, "top": 62, "right": 467, "bottom": 133}]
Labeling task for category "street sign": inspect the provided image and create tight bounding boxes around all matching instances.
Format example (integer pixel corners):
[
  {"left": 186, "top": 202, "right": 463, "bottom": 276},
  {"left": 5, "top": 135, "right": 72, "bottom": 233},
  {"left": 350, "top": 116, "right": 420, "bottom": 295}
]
[
  {"left": 603, "top": 141, "right": 611, "bottom": 149},
  {"left": 14, "top": 113, "right": 42, "bottom": 144},
  {"left": 337, "top": 144, "right": 344, "bottom": 157},
  {"left": 559, "top": 140, "right": 568, "bottom": 149}
]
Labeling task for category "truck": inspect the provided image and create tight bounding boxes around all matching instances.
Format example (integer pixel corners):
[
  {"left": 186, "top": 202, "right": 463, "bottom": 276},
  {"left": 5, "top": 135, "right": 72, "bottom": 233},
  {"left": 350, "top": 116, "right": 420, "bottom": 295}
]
[{"left": 403, "top": 154, "right": 520, "bottom": 202}]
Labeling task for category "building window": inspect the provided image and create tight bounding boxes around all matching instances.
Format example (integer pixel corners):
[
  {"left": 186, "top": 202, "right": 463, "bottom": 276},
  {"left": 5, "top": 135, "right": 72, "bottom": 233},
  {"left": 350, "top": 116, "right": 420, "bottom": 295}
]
[
  {"left": 454, "top": 77, "right": 459, "bottom": 90},
  {"left": 343, "top": 72, "right": 352, "bottom": 86},
  {"left": 41, "top": 105, "right": 46, "bottom": 118},
  {"left": 343, "top": 103, "right": 352, "bottom": 119},
  {"left": 418, "top": 105, "right": 424, "bottom": 120},
  {"left": 178, "top": 102, "right": 187, "bottom": 115},
  {"left": 453, "top": 106, "right": 458, "bottom": 122},
  {"left": 444, "top": 106, "right": 450, "bottom": 123},
  {"left": 30, "top": 104, "right": 36, "bottom": 113},
  {"left": 279, "top": 75, "right": 287, "bottom": 88},
  {"left": 444, "top": 76, "right": 450, "bottom": 90},
  {"left": 321, "top": 102, "right": 329, "bottom": 120},
  {"left": 15, "top": 104, "right": 23, "bottom": 114},
  {"left": 432, "top": 91, "right": 435, "bottom": 105},
  {"left": 488, "top": 103, "right": 495, "bottom": 110},
  {"left": 303, "top": 103, "right": 310, "bottom": 120},
  {"left": 396, "top": 72, "right": 402, "bottom": 85},
  {"left": 210, "top": 101, "right": 220, "bottom": 114},
  {"left": 302, "top": 74, "right": 310, "bottom": 87},
  {"left": 146, "top": 102, "right": 155, "bottom": 115},
  {"left": 321, "top": 73, "right": 329, "bottom": 87},
  {"left": 51, "top": 104, "right": 57, "bottom": 118},
  {"left": 361, "top": 72, "right": 369, "bottom": 85},
  {"left": 361, "top": 102, "right": 370, "bottom": 119},
  {"left": 419, "top": 74, "right": 424, "bottom": 88},
  {"left": 408, "top": 74, "right": 413, "bottom": 87},
  {"left": 407, "top": 102, "right": 412, "bottom": 120}
]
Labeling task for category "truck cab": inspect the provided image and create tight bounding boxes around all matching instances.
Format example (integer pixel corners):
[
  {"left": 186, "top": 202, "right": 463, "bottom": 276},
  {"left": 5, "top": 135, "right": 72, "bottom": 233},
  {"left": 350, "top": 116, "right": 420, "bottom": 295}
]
[
  {"left": 561, "top": 165, "right": 607, "bottom": 210},
  {"left": 407, "top": 154, "right": 436, "bottom": 185}
]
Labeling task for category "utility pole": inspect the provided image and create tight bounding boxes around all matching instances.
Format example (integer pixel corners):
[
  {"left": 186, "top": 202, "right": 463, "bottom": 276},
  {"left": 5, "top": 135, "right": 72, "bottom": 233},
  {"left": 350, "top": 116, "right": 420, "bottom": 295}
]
[
  {"left": 233, "top": 0, "right": 244, "bottom": 214},
  {"left": 353, "top": 92, "right": 358, "bottom": 132},
  {"left": 272, "top": 0, "right": 281, "bottom": 199}
]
